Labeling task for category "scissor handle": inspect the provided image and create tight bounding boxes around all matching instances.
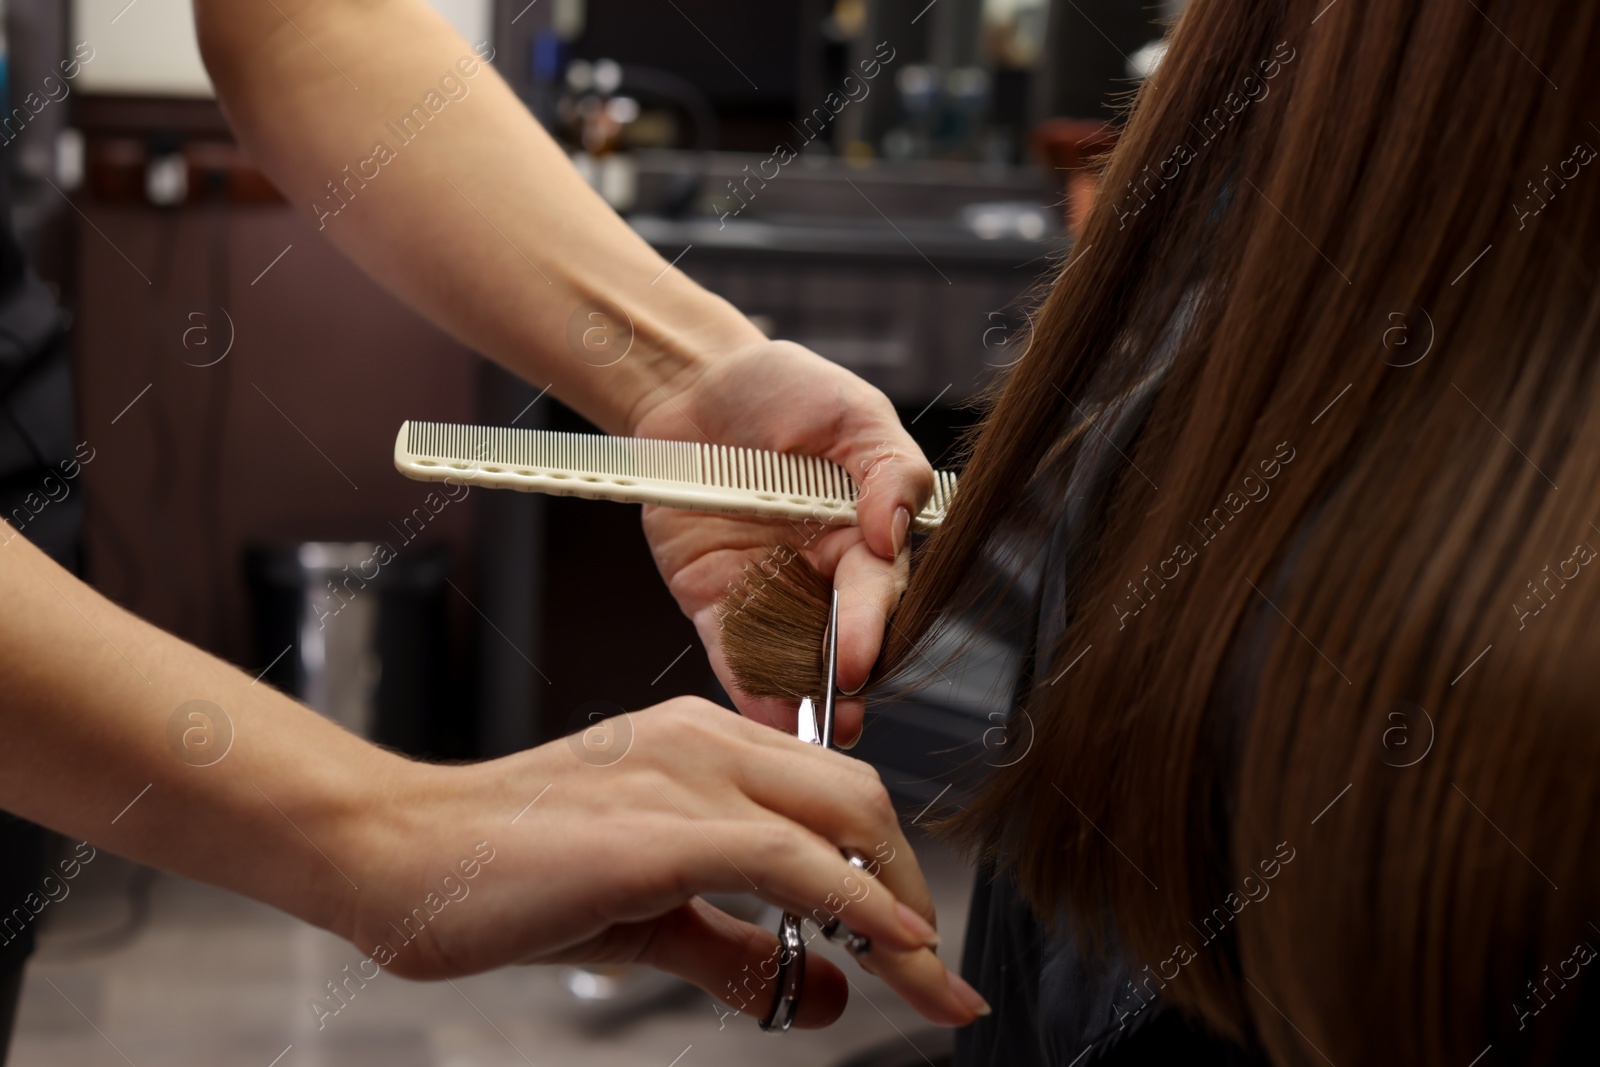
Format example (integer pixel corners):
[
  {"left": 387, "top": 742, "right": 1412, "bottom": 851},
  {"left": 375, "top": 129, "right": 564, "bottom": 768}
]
[{"left": 758, "top": 912, "right": 805, "bottom": 1033}]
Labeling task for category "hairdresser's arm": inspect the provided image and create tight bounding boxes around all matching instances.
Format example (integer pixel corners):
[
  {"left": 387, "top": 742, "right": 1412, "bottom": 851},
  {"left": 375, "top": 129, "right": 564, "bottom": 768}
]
[
  {"left": 195, "top": 0, "right": 741, "bottom": 436},
  {"left": 0, "top": 530, "right": 984, "bottom": 1025},
  {"left": 194, "top": 0, "right": 934, "bottom": 728}
]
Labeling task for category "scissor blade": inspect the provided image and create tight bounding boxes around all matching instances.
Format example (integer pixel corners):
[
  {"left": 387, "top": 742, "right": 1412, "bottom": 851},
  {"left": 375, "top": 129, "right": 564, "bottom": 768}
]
[
  {"left": 820, "top": 589, "right": 839, "bottom": 750},
  {"left": 797, "top": 697, "right": 820, "bottom": 745}
]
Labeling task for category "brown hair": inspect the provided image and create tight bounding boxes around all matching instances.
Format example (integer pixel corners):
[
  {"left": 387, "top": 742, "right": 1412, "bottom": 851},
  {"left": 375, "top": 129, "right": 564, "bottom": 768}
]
[{"left": 723, "top": 0, "right": 1600, "bottom": 1062}]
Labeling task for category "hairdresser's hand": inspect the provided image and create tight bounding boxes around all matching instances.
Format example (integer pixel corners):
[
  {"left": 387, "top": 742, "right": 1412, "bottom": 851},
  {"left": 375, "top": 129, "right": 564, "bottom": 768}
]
[
  {"left": 633, "top": 340, "right": 934, "bottom": 742},
  {"left": 350, "top": 698, "right": 985, "bottom": 1027}
]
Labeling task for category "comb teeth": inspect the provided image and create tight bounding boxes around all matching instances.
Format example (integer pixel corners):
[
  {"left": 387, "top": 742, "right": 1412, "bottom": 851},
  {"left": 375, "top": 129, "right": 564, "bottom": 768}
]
[
  {"left": 397, "top": 421, "right": 959, "bottom": 531},
  {"left": 406, "top": 421, "right": 700, "bottom": 481},
  {"left": 697, "top": 443, "right": 853, "bottom": 502},
  {"left": 929, "top": 469, "right": 958, "bottom": 517}
]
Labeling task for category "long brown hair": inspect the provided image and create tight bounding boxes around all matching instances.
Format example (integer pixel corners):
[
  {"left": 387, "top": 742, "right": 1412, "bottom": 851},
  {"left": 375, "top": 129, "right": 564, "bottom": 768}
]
[{"left": 723, "top": 0, "right": 1600, "bottom": 1061}]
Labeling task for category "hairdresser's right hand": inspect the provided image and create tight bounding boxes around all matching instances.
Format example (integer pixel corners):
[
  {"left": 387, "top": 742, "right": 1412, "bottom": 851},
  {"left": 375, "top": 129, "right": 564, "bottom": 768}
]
[{"left": 346, "top": 697, "right": 987, "bottom": 1028}]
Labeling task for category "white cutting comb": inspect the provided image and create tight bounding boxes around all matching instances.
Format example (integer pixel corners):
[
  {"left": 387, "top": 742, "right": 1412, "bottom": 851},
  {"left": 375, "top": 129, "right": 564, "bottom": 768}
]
[{"left": 394, "top": 420, "right": 959, "bottom": 531}]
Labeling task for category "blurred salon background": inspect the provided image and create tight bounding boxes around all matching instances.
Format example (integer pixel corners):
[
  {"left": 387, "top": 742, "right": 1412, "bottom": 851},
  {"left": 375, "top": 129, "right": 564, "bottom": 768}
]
[{"left": 3, "top": 0, "right": 1177, "bottom": 1063}]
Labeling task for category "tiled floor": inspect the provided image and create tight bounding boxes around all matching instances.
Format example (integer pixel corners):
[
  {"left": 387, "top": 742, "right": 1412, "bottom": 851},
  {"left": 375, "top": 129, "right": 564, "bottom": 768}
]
[{"left": 10, "top": 831, "right": 973, "bottom": 1067}]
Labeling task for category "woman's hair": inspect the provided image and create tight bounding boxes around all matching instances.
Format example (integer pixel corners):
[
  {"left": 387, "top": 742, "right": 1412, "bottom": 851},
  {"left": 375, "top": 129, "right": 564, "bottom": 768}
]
[{"left": 723, "top": 0, "right": 1600, "bottom": 1062}]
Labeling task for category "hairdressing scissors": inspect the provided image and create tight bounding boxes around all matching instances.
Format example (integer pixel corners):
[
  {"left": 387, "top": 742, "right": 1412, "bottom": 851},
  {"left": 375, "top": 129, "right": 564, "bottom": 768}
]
[{"left": 759, "top": 589, "right": 873, "bottom": 1033}]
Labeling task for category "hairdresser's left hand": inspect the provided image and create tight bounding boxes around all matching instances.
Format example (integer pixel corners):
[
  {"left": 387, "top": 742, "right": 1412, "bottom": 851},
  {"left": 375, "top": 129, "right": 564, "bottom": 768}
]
[{"left": 634, "top": 340, "right": 933, "bottom": 743}]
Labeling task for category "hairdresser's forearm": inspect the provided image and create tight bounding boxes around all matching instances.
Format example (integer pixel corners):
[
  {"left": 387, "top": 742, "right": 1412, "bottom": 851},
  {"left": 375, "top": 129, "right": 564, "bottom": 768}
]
[
  {"left": 195, "top": 0, "right": 763, "bottom": 435},
  {"left": 0, "top": 531, "right": 395, "bottom": 937}
]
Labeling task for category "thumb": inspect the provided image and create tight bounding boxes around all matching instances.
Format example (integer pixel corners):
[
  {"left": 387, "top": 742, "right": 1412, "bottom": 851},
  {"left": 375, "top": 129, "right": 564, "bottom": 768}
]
[{"left": 833, "top": 407, "right": 935, "bottom": 565}]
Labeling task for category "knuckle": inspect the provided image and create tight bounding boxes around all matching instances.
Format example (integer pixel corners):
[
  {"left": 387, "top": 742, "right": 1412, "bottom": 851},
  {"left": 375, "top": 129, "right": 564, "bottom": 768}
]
[
  {"left": 663, "top": 694, "right": 702, "bottom": 716},
  {"left": 657, "top": 695, "right": 713, "bottom": 730},
  {"left": 851, "top": 772, "right": 897, "bottom": 828},
  {"left": 855, "top": 759, "right": 886, "bottom": 788},
  {"left": 868, "top": 785, "right": 897, "bottom": 827},
  {"left": 757, "top": 824, "right": 806, "bottom": 873}
]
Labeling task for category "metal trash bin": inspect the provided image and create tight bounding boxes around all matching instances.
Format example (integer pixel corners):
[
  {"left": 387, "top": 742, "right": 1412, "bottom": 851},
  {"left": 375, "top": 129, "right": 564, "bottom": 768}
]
[{"left": 246, "top": 541, "right": 453, "bottom": 755}]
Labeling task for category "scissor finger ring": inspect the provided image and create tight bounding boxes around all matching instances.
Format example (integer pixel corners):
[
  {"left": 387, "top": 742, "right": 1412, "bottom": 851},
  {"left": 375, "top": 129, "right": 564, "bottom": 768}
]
[
  {"left": 758, "top": 911, "right": 805, "bottom": 1032},
  {"left": 818, "top": 852, "right": 874, "bottom": 955}
]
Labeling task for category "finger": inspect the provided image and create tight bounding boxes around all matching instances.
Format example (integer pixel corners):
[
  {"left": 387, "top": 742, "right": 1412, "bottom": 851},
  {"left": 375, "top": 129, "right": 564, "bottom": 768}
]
[
  {"left": 829, "top": 539, "right": 911, "bottom": 710},
  {"left": 727, "top": 731, "right": 936, "bottom": 928},
  {"left": 718, "top": 822, "right": 971, "bottom": 1026},
  {"left": 672, "top": 814, "right": 933, "bottom": 959},
  {"left": 692, "top": 608, "right": 820, "bottom": 730},
  {"left": 697, "top": 529, "right": 864, "bottom": 726},
  {"left": 849, "top": 937, "right": 989, "bottom": 1027},
  {"left": 829, "top": 396, "right": 934, "bottom": 563},
  {"left": 635, "top": 898, "right": 849, "bottom": 1029},
  {"left": 637, "top": 720, "right": 982, "bottom": 1025},
  {"left": 734, "top": 693, "right": 804, "bottom": 733},
  {"left": 703, "top": 708, "right": 932, "bottom": 920},
  {"left": 832, "top": 697, "right": 866, "bottom": 749}
]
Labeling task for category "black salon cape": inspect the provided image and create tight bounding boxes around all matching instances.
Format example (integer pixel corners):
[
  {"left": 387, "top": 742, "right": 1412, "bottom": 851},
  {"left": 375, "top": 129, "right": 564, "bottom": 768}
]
[
  {"left": 946, "top": 314, "right": 1269, "bottom": 1066},
  {"left": 952, "top": 518, "right": 1259, "bottom": 1067}
]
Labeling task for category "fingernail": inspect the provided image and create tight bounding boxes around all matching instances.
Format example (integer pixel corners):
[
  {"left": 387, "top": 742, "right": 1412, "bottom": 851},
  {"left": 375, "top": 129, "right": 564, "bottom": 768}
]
[
  {"left": 891, "top": 506, "right": 911, "bottom": 557},
  {"left": 947, "top": 970, "right": 992, "bottom": 1017},
  {"left": 895, "top": 901, "right": 940, "bottom": 949}
]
